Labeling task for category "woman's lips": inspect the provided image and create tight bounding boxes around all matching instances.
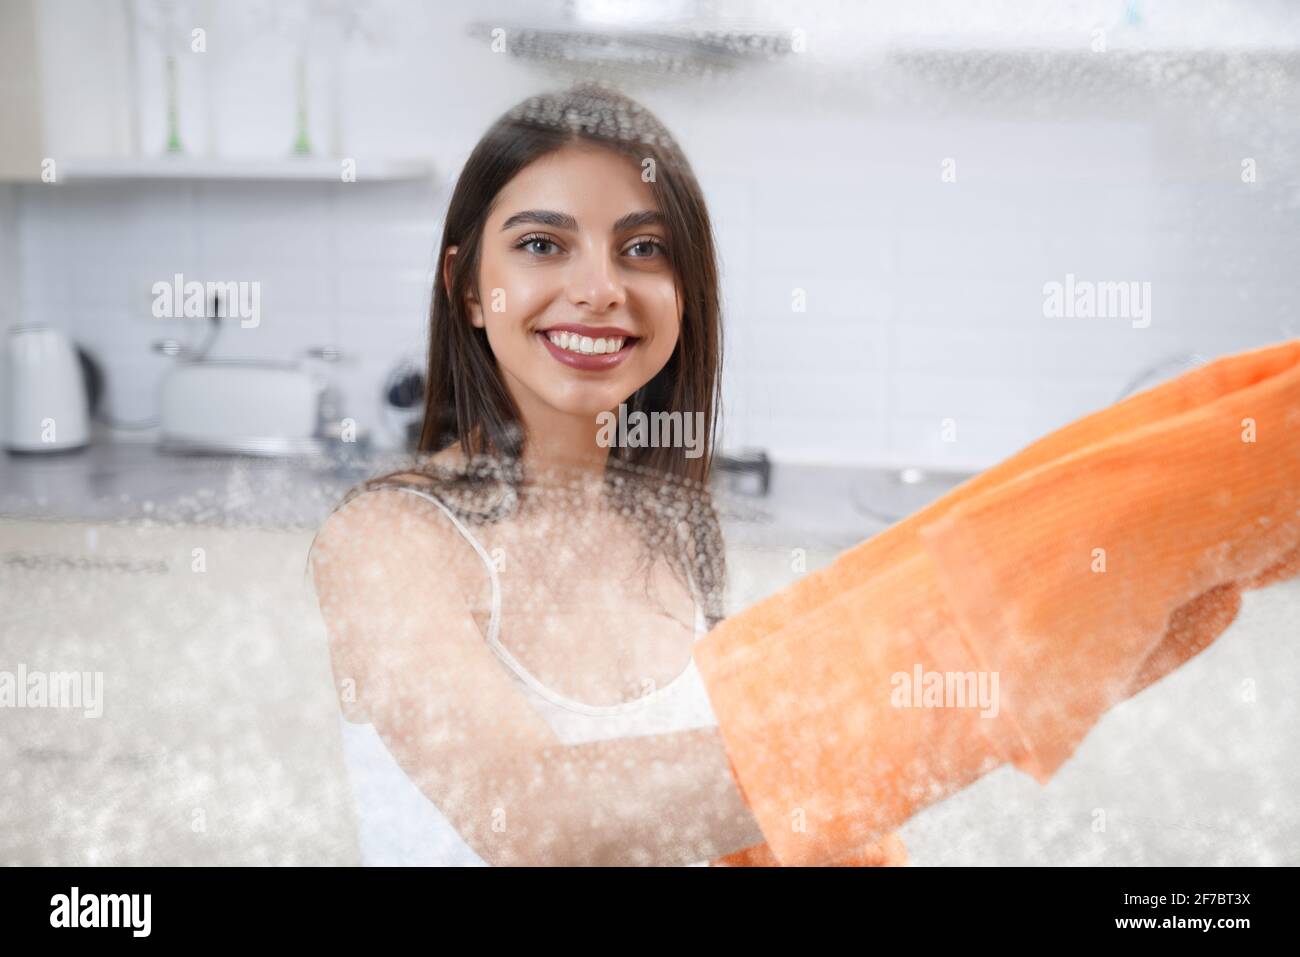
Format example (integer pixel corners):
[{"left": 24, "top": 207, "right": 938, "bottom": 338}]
[{"left": 537, "top": 332, "right": 638, "bottom": 371}]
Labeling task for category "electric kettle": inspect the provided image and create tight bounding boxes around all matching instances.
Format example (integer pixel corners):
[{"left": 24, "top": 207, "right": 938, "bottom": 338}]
[{"left": 3, "top": 325, "right": 91, "bottom": 453}]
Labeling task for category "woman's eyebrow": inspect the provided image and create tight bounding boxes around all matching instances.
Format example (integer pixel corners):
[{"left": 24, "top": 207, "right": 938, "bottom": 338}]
[
  {"left": 500, "top": 209, "right": 577, "bottom": 231},
  {"left": 611, "top": 209, "right": 665, "bottom": 233},
  {"left": 499, "top": 209, "right": 665, "bottom": 233}
]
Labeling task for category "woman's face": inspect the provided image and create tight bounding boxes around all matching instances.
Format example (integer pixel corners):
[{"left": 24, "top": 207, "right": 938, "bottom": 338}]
[{"left": 447, "top": 143, "right": 681, "bottom": 426}]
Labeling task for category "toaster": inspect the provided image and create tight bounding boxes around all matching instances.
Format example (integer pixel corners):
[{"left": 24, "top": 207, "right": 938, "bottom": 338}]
[{"left": 158, "top": 359, "right": 324, "bottom": 456}]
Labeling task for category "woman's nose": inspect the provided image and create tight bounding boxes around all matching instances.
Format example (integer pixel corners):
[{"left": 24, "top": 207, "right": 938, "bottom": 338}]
[{"left": 566, "top": 249, "right": 627, "bottom": 313}]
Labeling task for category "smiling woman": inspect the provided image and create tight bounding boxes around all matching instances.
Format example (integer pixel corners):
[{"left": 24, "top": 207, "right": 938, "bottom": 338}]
[
  {"left": 428, "top": 89, "right": 719, "bottom": 483},
  {"left": 307, "top": 83, "right": 778, "bottom": 866}
]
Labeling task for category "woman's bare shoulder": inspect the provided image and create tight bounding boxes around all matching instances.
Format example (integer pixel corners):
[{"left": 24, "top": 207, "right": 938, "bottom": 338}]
[
  {"left": 307, "top": 468, "right": 497, "bottom": 727},
  {"left": 310, "top": 473, "right": 478, "bottom": 583}
]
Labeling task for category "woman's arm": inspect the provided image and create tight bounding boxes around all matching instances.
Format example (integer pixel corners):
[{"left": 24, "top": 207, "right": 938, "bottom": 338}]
[
  {"left": 311, "top": 487, "right": 764, "bottom": 865},
  {"left": 518, "top": 726, "right": 766, "bottom": 866}
]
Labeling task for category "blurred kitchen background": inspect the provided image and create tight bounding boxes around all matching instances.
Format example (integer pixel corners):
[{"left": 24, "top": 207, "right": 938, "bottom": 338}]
[
  {"left": 2, "top": 0, "right": 1299, "bottom": 866},
  {"left": 3, "top": 0, "right": 1299, "bottom": 471}
]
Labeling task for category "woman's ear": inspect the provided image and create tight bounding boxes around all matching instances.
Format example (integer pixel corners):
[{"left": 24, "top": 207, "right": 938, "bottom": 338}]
[{"left": 443, "top": 245, "right": 484, "bottom": 329}]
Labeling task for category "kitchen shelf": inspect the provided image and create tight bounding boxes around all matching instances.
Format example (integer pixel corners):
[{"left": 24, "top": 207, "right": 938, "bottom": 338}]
[{"left": 57, "top": 156, "right": 434, "bottom": 183}]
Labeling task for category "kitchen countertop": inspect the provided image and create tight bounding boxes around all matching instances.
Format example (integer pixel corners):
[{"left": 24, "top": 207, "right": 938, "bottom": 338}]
[
  {"left": 0, "top": 436, "right": 972, "bottom": 547},
  {"left": 1, "top": 437, "right": 385, "bottom": 530}
]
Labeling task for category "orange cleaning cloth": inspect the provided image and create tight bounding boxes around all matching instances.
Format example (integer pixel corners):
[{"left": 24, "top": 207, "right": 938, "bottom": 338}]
[{"left": 698, "top": 338, "right": 1300, "bottom": 867}]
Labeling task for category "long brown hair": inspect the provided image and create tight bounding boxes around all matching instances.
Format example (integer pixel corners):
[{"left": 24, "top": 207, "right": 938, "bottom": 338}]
[{"left": 340, "top": 81, "right": 727, "bottom": 626}]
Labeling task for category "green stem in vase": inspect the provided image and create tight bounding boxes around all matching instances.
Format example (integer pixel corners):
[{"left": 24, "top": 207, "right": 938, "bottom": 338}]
[
  {"left": 165, "top": 54, "right": 183, "bottom": 153},
  {"left": 293, "top": 56, "right": 312, "bottom": 155}
]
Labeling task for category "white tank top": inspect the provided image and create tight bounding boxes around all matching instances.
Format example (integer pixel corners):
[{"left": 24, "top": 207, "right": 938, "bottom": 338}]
[{"left": 335, "top": 485, "right": 720, "bottom": 866}]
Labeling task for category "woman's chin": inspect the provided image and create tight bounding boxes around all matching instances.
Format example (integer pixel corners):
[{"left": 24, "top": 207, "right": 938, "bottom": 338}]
[
  {"left": 540, "top": 387, "right": 636, "bottom": 421},
  {"left": 554, "top": 400, "right": 629, "bottom": 422}
]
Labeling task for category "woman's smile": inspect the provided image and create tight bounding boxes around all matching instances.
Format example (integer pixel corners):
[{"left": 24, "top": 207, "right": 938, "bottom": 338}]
[{"left": 536, "top": 323, "right": 642, "bottom": 371}]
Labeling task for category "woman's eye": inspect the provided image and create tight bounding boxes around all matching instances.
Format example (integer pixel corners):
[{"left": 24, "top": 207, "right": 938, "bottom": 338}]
[
  {"left": 627, "top": 238, "right": 665, "bottom": 258},
  {"left": 517, "top": 236, "right": 559, "bottom": 256}
]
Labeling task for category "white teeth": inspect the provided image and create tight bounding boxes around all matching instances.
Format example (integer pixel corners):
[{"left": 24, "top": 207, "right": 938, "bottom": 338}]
[{"left": 544, "top": 331, "right": 628, "bottom": 356}]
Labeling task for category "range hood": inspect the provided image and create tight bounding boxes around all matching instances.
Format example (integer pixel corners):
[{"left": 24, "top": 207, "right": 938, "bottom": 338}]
[
  {"left": 468, "top": 0, "right": 1300, "bottom": 76},
  {"left": 466, "top": 0, "right": 797, "bottom": 78}
]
